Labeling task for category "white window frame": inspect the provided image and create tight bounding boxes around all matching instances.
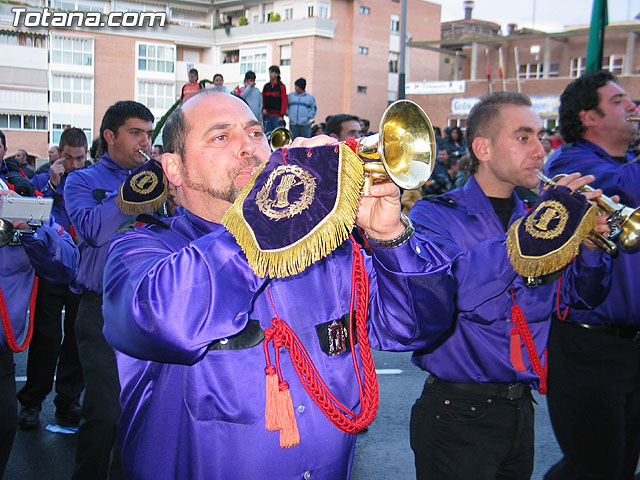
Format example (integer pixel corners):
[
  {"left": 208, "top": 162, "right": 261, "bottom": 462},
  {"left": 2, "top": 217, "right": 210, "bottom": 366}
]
[
  {"left": 136, "top": 81, "right": 175, "bottom": 111},
  {"left": 360, "top": 6, "right": 370, "bottom": 14},
  {"left": 51, "top": 75, "right": 93, "bottom": 105},
  {"left": 137, "top": 42, "right": 175, "bottom": 74},
  {"left": 51, "top": 36, "right": 93, "bottom": 67},
  {"left": 390, "top": 14, "right": 399, "bottom": 35},
  {"left": 0, "top": 113, "right": 48, "bottom": 131},
  {"left": 570, "top": 57, "right": 586, "bottom": 78},
  {"left": 240, "top": 46, "right": 268, "bottom": 75}
]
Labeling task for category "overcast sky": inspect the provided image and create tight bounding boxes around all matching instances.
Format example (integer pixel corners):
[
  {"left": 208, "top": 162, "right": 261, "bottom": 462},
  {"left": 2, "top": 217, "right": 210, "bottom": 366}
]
[{"left": 437, "top": 0, "right": 640, "bottom": 33}]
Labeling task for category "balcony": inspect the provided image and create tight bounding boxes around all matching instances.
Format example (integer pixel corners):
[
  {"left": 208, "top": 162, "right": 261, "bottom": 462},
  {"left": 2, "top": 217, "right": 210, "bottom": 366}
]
[{"left": 213, "top": 17, "right": 336, "bottom": 46}]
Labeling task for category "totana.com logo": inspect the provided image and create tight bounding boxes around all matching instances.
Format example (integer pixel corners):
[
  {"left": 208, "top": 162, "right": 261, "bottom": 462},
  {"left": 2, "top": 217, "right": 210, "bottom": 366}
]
[{"left": 12, "top": 7, "right": 166, "bottom": 28}]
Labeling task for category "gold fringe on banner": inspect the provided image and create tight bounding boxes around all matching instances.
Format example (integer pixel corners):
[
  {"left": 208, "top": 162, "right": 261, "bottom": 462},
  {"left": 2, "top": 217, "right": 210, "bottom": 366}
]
[
  {"left": 223, "top": 144, "right": 364, "bottom": 278},
  {"left": 506, "top": 204, "right": 598, "bottom": 277},
  {"left": 115, "top": 178, "right": 168, "bottom": 215}
]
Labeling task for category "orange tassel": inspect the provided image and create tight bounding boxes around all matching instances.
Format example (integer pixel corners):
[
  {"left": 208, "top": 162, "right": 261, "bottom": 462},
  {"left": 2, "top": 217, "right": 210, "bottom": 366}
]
[
  {"left": 277, "top": 381, "right": 300, "bottom": 448},
  {"left": 265, "top": 366, "right": 280, "bottom": 431}
]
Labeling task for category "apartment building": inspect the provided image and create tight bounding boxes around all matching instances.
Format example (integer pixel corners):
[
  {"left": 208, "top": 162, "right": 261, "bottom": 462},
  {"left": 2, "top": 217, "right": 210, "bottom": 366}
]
[
  {"left": 406, "top": 2, "right": 640, "bottom": 131},
  {"left": 0, "top": 0, "right": 440, "bottom": 158}
]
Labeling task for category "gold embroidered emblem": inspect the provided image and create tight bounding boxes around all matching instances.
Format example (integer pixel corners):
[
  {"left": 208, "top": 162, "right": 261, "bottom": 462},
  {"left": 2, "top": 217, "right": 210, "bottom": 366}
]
[
  {"left": 256, "top": 165, "right": 316, "bottom": 221},
  {"left": 524, "top": 200, "right": 568, "bottom": 239},
  {"left": 129, "top": 171, "right": 158, "bottom": 195}
]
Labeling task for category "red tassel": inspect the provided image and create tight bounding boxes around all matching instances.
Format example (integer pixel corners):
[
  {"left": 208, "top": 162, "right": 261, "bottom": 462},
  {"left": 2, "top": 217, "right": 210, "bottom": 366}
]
[
  {"left": 277, "top": 381, "right": 300, "bottom": 448},
  {"left": 265, "top": 366, "right": 280, "bottom": 431},
  {"left": 509, "top": 327, "right": 526, "bottom": 372}
]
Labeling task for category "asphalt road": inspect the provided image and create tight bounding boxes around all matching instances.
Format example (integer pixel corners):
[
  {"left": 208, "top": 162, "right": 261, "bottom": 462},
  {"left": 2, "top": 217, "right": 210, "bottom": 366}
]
[{"left": 5, "top": 348, "right": 567, "bottom": 479}]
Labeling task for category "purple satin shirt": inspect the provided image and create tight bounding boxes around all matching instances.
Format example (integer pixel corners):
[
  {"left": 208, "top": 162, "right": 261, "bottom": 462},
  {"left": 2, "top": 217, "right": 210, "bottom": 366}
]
[
  {"left": 0, "top": 216, "right": 79, "bottom": 353},
  {"left": 409, "top": 176, "right": 611, "bottom": 388},
  {"left": 102, "top": 207, "right": 455, "bottom": 480},
  {"left": 545, "top": 139, "right": 640, "bottom": 328},
  {"left": 63, "top": 153, "right": 133, "bottom": 294}
]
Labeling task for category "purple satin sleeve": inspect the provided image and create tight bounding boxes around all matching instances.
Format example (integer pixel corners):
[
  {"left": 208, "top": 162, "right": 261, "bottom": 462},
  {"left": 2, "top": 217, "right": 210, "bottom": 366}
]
[
  {"left": 366, "top": 235, "right": 456, "bottom": 351},
  {"left": 20, "top": 217, "right": 79, "bottom": 284},
  {"left": 558, "top": 245, "right": 611, "bottom": 309},
  {"left": 30, "top": 172, "right": 52, "bottom": 196},
  {"left": 64, "top": 172, "right": 130, "bottom": 248},
  {"left": 103, "top": 226, "right": 266, "bottom": 364}
]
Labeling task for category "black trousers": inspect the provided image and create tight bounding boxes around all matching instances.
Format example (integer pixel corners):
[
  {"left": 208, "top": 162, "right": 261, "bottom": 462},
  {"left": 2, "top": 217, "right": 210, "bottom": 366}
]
[
  {"left": 0, "top": 350, "right": 17, "bottom": 478},
  {"left": 545, "top": 318, "right": 640, "bottom": 480},
  {"left": 72, "top": 292, "right": 124, "bottom": 480},
  {"left": 410, "top": 377, "right": 534, "bottom": 480},
  {"left": 17, "top": 279, "right": 83, "bottom": 410}
]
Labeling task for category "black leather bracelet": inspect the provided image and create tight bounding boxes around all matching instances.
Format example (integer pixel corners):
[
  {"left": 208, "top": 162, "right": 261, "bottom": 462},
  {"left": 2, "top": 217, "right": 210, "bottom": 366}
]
[{"left": 364, "top": 213, "right": 415, "bottom": 249}]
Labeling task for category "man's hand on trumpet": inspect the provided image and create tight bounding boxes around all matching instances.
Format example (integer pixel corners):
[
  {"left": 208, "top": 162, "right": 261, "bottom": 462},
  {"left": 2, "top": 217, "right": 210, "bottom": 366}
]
[{"left": 547, "top": 172, "right": 615, "bottom": 251}]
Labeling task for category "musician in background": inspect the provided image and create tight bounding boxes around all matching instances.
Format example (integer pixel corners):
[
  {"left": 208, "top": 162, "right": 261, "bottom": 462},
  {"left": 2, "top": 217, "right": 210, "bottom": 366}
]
[
  {"left": 409, "top": 92, "right": 612, "bottom": 480},
  {"left": 544, "top": 71, "right": 640, "bottom": 480},
  {"left": 0, "top": 129, "right": 79, "bottom": 477},
  {"left": 17, "top": 128, "right": 87, "bottom": 430}
]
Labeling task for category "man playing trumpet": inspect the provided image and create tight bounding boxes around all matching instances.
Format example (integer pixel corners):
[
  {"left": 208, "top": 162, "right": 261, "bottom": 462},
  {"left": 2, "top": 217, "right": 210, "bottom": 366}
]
[
  {"left": 408, "top": 91, "right": 613, "bottom": 480},
  {"left": 544, "top": 71, "right": 640, "bottom": 480},
  {"left": 102, "top": 91, "right": 457, "bottom": 479}
]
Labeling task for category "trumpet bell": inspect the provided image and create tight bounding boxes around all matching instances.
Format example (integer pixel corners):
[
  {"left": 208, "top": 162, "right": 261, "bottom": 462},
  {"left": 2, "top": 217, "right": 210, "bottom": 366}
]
[
  {"left": 618, "top": 206, "right": 640, "bottom": 252},
  {"left": 379, "top": 100, "right": 436, "bottom": 190},
  {"left": 357, "top": 100, "right": 436, "bottom": 194},
  {"left": 269, "top": 127, "right": 293, "bottom": 151}
]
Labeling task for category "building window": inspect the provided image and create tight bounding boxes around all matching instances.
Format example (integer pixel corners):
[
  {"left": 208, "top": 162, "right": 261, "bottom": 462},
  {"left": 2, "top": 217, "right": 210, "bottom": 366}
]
[
  {"left": 0, "top": 113, "right": 48, "bottom": 130},
  {"left": 390, "top": 14, "right": 399, "bottom": 34},
  {"left": 240, "top": 48, "right": 267, "bottom": 75},
  {"left": 52, "top": 0, "right": 105, "bottom": 12},
  {"left": 389, "top": 58, "right": 398, "bottom": 73},
  {"left": 570, "top": 57, "right": 586, "bottom": 78},
  {"left": 280, "top": 45, "right": 291, "bottom": 66},
  {"left": 51, "top": 75, "right": 93, "bottom": 104},
  {"left": 604, "top": 55, "right": 624, "bottom": 75},
  {"left": 307, "top": 4, "right": 314, "bottom": 17},
  {"left": 318, "top": 4, "right": 328, "bottom": 18},
  {"left": 222, "top": 49, "right": 239, "bottom": 64},
  {"left": 518, "top": 63, "right": 544, "bottom": 79},
  {"left": 138, "top": 43, "right": 175, "bottom": 73},
  {"left": 358, "top": 46, "right": 369, "bottom": 55},
  {"left": 548, "top": 62, "right": 560, "bottom": 77},
  {"left": 137, "top": 82, "right": 174, "bottom": 110},
  {"left": 360, "top": 6, "right": 370, "bottom": 14},
  {"left": 284, "top": 7, "right": 293, "bottom": 19},
  {"left": 51, "top": 36, "right": 93, "bottom": 66},
  {"left": 0, "top": 32, "right": 19, "bottom": 45},
  {"left": 357, "top": 86, "right": 367, "bottom": 94}
]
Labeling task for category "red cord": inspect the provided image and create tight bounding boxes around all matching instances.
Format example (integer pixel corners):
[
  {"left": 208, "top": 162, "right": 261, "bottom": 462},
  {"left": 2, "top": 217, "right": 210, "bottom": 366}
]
[
  {"left": 263, "top": 237, "right": 379, "bottom": 433},
  {"left": 555, "top": 275, "right": 570, "bottom": 321},
  {"left": 510, "top": 285, "right": 548, "bottom": 394},
  {"left": 0, "top": 276, "right": 38, "bottom": 352}
]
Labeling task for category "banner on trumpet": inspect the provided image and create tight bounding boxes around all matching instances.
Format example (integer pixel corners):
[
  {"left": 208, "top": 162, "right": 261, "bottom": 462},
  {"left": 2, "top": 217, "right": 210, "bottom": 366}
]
[
  {"left": 506, "top": 185, "right": 597, "bottom": 277},
  {"left": 223, "top": 143, "right": 364, "bottom": 278}
]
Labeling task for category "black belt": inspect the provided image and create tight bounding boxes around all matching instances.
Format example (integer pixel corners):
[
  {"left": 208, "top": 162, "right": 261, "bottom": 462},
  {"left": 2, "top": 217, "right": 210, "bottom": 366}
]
[
  {"left": 565, "top": 321, "right": 640, "bottom": 342},
  {"left": 426, "top": 375, "right": 530, "bottom": 401}
]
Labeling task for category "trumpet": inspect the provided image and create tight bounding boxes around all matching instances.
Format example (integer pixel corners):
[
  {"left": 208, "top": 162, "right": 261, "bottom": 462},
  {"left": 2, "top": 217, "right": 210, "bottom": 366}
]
[
  {"left": 269, "top": 127, "right": 293, "bottom": 151},
  {"left": 265, "top": 101, "right": 436, "bottom": 195},
  {"left": 536, "top": 170, "right": 640, "bottom": 256},
  {"left": 355, "top": 99, "right": 436, "bottom": 195}
]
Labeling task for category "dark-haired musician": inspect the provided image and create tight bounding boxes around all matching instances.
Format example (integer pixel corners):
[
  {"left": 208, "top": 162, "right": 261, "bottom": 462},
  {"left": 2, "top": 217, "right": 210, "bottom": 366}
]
[
  {"left": 409, "top": 92, "right": 612, "bottom": 480},
  {"left": 544, "top": 71, "right": 640, "bottom": 480}
]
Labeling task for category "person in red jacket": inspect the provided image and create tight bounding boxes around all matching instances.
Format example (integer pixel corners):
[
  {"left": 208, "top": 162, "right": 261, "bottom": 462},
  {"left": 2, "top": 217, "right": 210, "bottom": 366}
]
[{"left": 262, "top": 65, "right": 287, "bottom": 135}]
